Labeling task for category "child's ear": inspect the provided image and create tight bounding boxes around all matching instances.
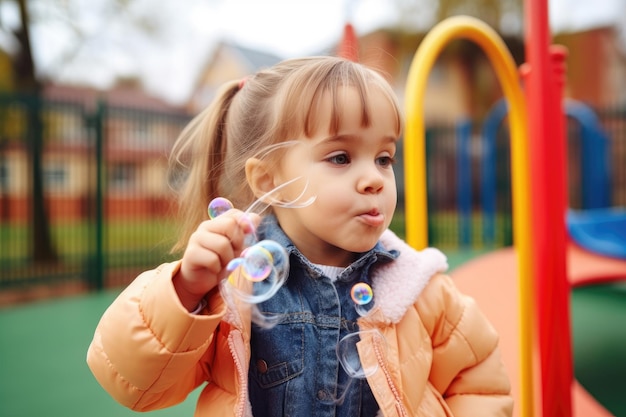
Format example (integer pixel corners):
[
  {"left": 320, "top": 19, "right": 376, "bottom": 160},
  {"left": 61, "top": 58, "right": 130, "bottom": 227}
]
[{"left": 245, "top": 158, "right": 275, "bottom": 198}]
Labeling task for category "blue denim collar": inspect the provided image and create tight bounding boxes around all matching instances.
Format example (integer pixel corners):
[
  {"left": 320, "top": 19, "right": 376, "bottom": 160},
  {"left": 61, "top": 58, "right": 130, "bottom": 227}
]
[{"left": 255, "top": 215, "right": 399, "bottom": 284}]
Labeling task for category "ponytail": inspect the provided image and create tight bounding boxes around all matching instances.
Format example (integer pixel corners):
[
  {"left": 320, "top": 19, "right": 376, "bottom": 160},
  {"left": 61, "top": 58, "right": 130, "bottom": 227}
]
[{"left": 169, "top": 80, "right": 240, "bottom": 253}]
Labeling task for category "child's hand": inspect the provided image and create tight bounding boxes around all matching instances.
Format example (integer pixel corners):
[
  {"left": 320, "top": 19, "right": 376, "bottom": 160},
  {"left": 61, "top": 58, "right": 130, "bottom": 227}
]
[{"left": 173, "top": 210, "right": 261, "bottom": 312}]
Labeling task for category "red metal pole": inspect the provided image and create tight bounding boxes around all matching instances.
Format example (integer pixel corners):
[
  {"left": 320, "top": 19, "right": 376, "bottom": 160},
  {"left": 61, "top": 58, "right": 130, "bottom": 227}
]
[
  {"left": 524, "top": 0, "right": 573, "bottom": 415},
  {"left": 337, "top": 22, "right": 359, "bottom": 62}
]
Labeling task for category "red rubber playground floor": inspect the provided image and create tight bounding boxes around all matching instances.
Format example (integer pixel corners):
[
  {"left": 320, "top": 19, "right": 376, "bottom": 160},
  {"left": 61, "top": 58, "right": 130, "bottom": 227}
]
[{"left": 0, "top": 249, "right": 624, "bottom": 417}]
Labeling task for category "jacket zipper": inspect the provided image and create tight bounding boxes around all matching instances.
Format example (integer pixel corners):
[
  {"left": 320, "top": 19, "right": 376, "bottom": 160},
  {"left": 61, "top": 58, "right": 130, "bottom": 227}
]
[
  {"left": 228, "top": 330, "right": 250, "bottom": 417},
  {"left": 373, "top": 337, "right": 409, "bottom": 417}
]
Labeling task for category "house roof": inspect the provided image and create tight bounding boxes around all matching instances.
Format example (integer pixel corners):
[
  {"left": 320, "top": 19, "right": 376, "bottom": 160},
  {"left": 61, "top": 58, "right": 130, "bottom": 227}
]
[
  {"left": 224, "top": 41, "right": 284, "bottom": 72},
  {"left": 42, "top": 82, "right": 188, "bottom": 114},
  {"left": 185, "top": 40, "right": 284, "bottom": 112}
]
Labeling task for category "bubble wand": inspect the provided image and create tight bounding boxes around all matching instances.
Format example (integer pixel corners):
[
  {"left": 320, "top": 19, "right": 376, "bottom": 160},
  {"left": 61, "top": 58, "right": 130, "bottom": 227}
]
[{"left": 207, "top": 176, "right": 315, "bottom": 326}]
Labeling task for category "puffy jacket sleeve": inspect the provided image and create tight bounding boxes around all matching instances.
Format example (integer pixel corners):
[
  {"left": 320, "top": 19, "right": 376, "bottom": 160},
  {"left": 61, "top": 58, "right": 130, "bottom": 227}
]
[
  {"left": 86, "top": 261, "right": 226, "bottom": 411},
  {"left": 418, "top": 273, "right": 513, "bottom": 417}
]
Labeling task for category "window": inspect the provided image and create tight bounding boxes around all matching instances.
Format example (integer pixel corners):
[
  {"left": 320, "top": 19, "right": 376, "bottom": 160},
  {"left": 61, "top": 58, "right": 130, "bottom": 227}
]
[
  {"left": 44, "top": 162, "right": 68, "bottom": 192},
  {"left": 0, "top": 157, "right": 8, "bottom": 190},
  {"left": 109, "top": 162, "right": 136, "bottom": 192}
]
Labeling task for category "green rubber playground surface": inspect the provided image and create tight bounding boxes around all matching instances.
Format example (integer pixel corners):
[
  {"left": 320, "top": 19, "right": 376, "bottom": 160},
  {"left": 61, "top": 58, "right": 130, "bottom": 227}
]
[
  {"left": 0, "top": 290, "right": 202, "bottom": 417},
  {"left": 571, "top": 282, "right": 626, "bottom": 417},
  {"left": 0, "top": 257, "right": 624, "bottom": 417}
]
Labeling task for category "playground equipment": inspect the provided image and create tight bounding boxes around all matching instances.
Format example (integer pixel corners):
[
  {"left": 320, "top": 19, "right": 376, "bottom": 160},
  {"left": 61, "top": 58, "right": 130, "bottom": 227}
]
[
  {"left": 481, "top": 98, "right": 615, "bottom": 245},
  {"left": 403, "top": 8, "right": 626, "bottom": 417},
  {"left": 568, "top": 208, "right": 626, "bottom": 262}
]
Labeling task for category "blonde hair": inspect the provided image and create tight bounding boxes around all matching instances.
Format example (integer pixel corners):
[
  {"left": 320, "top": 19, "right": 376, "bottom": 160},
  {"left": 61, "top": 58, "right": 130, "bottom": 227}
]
[{"left": 169, "top": 56, "right": 402, "bottom": 252}]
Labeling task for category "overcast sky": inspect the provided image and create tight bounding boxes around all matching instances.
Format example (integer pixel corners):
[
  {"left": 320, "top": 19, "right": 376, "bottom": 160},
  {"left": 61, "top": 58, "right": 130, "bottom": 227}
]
[{"left": 2, "top": 0, "right": 625, "bottom": 104}]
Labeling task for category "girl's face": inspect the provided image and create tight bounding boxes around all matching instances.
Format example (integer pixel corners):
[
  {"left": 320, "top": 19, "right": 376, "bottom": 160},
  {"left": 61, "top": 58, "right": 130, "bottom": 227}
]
[{"left": 272, "top": 86, "right": 399, "bottom": 267}]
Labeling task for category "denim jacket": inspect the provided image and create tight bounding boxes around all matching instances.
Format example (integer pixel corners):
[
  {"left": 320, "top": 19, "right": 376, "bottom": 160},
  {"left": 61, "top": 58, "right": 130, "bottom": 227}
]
[{"left": 247, "top": 215, "right": 399, "bottom": 417}]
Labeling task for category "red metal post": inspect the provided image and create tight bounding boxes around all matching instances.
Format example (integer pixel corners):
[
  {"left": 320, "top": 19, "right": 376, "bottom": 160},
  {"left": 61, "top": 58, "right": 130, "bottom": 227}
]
[
  {"left": 337, "top": 23, "right": 359, "bottom": 62},
  {"left": 524, "top": 0, "right": 573, "bottom": 415}
]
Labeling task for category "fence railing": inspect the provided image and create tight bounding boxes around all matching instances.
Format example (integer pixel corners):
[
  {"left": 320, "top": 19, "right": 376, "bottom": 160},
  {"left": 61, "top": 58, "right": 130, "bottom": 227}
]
[
  {"left": 420, "top": 99, "right": 626, "bottom": 249},
  {"left": 0, "top": 93, "right": 190, "bottom": 302},
  {"left": 1, "top": 93, "right": 624, "bottom": 302}
]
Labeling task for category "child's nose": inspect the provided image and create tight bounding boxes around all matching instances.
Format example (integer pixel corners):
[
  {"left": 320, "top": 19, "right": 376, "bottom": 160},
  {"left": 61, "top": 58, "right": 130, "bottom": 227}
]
[{"left": 357, "top": 164, "right": 384, "bottom": 194}]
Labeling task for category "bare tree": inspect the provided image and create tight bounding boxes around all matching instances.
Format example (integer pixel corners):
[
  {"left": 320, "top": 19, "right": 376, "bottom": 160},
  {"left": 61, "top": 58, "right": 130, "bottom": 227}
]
[
  {"left": 12, "top": 0, "right": 57, "bottom": 263},
  {"left": 391, "top": 0, "right": 523, "bottom": 34},
  {"left": 437, "top": 0, "right": 522, "bottom": 31}
]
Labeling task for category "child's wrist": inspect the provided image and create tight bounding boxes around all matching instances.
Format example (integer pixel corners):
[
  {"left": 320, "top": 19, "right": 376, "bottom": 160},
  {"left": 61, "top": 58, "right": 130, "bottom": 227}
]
[{"left": 172, "top": 272, "right": 208, "bottom": 312}]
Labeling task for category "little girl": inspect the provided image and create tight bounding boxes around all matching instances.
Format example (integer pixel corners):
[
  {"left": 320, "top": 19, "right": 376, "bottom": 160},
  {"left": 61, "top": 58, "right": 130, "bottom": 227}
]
[{"left": 87, "top": 56, "right": 512, "bottom": 416}]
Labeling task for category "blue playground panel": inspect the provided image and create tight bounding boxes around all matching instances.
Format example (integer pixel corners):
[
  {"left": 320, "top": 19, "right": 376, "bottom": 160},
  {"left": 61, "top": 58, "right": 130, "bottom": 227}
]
[
  {"left": 479, "top": 99, "right": 614, "bottom": 246},
  {"left": 568, "top": 208, "right": 626, "bottom": 260}
]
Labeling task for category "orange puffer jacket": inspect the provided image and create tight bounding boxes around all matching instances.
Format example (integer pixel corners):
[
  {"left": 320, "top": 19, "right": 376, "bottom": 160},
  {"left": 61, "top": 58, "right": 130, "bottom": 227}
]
[{"left": 87, "top": 229, "right": 513, "bottom": 417}]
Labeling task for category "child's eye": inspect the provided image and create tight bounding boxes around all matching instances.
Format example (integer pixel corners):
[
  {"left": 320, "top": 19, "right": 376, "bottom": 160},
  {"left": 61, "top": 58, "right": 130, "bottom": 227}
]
[
  {"left": 377, "top": 155, "right": 396, "bottom": 167},
  {"left": 327, "top": 153, "right": 350, "bottom": 165}
]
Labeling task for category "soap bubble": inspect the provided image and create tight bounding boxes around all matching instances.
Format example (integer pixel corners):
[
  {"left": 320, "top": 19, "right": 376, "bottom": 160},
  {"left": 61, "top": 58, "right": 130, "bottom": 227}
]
[
  {"left": 208, "top": 197, "right": 233, "bottom": 219},
  {"left": 225, "top": 239, "right": 289, "bottom": 305},
  {"left": 336, "top": 330, "right": 383, "bottom": 378},
  {"left": 241, "top": 245, "right": 273, "bottom": 282},
  {"left": 351, "top": 283, "right": 373, "bottom": 305},
  {"left": 321, "top": 329, "right": 386, "bottom": 405}
]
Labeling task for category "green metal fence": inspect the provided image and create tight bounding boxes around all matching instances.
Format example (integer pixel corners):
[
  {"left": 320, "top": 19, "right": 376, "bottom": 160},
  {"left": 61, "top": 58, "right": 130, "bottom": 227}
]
[
  {"left": 417, "top": 103, "right": 626, "bottom": 250},
  {"left": 0, "top": 93, "right": 190, "bottom": 301}
]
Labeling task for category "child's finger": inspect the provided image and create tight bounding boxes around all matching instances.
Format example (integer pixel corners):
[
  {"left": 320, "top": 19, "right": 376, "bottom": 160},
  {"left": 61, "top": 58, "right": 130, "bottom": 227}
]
[{"left": 187, "top": 230, "right": 235, "bottom": 273}]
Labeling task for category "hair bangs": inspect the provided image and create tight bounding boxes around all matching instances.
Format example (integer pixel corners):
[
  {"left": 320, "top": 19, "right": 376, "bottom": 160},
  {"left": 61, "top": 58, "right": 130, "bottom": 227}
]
[
  {"left": 303, "top": 61, "right": 401, "bottom": 139},
  {"left": 268, "top": 58, "right": 402, "bottom": 149}
]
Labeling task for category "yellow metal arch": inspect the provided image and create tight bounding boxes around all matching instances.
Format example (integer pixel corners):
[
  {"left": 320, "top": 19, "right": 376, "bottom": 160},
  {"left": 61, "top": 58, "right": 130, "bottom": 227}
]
[{"left": 403, "top": 15, "right": 534, "bottom": 416}]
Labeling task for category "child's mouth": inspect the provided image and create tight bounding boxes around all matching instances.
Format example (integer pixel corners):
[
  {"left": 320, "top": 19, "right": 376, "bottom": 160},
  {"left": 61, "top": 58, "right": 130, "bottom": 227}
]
[{"left": 359, "top": 210, "right": 384, "bottom": 227}]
